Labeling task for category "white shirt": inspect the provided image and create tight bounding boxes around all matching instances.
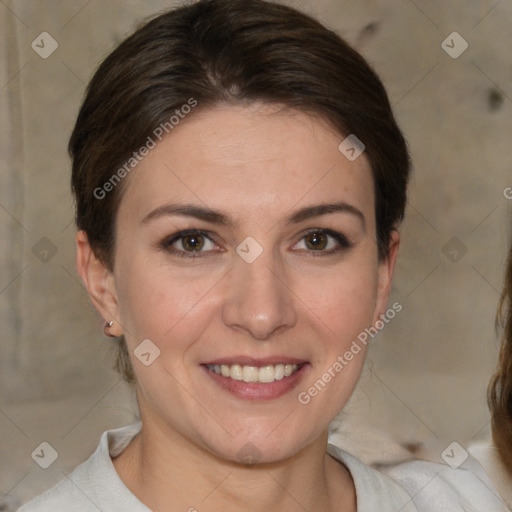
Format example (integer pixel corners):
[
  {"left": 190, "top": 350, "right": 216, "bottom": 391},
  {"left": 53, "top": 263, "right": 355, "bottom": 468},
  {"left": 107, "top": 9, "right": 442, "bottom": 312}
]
[{"left": 18, "top": 424, "right": 509, "bottom": 511}]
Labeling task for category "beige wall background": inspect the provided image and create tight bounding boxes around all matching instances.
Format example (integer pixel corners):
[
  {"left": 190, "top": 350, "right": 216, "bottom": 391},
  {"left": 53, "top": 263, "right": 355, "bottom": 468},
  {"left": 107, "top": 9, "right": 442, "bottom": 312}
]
[{"left": 1, "top": 0, "right": 511, "bottom": 508}]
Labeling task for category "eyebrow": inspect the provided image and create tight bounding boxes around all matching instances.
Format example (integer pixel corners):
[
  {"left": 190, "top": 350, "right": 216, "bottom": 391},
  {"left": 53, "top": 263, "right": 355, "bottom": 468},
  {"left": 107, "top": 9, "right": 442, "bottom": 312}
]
[
  {"left": 286, "top": 202, "right": 365, "bottom": 230},
  {"left": 141, "top": 201, "right": 365, "bottom": 230},
  {"left": 142, "top": 204, "right": 233, "bottom": 226}
]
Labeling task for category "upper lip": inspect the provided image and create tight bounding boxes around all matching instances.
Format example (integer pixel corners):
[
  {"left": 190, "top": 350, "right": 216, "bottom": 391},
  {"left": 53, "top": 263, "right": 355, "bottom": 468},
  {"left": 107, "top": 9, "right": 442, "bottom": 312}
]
[{"left": 202, "top": 356, "right": 307, "bottom": 367}]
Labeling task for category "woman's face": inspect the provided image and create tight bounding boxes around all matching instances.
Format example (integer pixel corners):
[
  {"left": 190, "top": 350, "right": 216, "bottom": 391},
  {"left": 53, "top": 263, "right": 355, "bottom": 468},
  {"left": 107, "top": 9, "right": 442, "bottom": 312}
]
[{"left": 86, "top": 104, "right": 398, "bottom": 463}]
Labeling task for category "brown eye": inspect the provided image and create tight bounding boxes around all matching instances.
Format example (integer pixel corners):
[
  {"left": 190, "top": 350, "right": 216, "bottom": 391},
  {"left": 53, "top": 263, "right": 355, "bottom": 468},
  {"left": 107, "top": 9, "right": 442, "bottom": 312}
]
[
  {"left": 293, "top": 229, "right": 352, "bottom": 255},
  {"left": 163, "top": 230, "right": 219, "bottom": 257},
  {"left": 304, "top": 231, "right": 328, "bottom": 250},
  {"left": 180, "top": 233, "right": 205, "bottom": 251}
]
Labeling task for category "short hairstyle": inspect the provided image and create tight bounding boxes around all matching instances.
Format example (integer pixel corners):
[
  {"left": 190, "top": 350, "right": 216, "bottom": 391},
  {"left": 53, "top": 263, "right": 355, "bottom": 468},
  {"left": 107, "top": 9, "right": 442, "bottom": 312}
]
[{"left": 69, "top": 0, "right": 411, "bottom": 382}]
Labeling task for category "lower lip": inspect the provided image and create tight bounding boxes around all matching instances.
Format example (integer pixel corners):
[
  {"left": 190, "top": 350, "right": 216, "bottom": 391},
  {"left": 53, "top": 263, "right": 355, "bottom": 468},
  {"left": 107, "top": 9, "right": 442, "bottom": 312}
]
[{"left": 201, "top": 364, "right": 309, "bottom": 401}]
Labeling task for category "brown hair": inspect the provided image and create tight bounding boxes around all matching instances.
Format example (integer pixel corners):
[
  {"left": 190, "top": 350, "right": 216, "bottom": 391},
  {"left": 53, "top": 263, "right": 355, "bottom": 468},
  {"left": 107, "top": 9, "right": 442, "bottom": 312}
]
[
  {"left": 488, "top": 241, "right": 512, "bottom": 475},
  {"left": 69, "top": 0, "right": 411, "bottom": 382}
]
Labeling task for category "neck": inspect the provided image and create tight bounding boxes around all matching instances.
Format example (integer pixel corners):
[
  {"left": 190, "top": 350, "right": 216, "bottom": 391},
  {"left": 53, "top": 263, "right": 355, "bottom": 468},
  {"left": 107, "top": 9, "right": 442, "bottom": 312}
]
[{"left": 113, "top": 417, "right": 356, "bottom": 512}]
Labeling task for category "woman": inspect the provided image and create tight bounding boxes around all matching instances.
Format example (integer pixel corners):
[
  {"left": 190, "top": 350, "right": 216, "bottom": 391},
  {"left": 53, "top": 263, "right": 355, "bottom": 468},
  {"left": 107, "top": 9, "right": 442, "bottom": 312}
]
[
  {"left": 490, "top": 239, "right": 512, "bottom": 482},
  {"left": 18, "top": 0, "right": 508, "bottom": 510},
  {"left": 469, "top": 242, "right": 512, "bottom": 508}
]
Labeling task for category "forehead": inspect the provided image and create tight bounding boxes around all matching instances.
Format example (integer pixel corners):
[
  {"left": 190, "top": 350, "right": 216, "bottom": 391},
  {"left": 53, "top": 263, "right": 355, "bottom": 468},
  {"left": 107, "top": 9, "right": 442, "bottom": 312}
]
[{"left": 118, "top": 104, "right": 375, "bottom": 226}]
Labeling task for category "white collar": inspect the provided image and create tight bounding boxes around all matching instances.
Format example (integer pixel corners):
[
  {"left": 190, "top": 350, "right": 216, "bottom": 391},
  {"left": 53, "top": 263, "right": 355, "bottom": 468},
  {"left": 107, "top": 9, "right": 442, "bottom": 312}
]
[
  {"left": 93, "top": 424, "right": 419, "bottom": 511},
  {"left": 326, "top": 443, "right": 419, "bottom": 512}
]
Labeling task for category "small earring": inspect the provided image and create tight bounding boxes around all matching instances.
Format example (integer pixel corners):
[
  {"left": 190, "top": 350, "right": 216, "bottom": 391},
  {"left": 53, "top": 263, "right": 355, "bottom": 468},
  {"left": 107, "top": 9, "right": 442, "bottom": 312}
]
[{"left": 104, "top": 320, "right": 116, "bottom": 338}]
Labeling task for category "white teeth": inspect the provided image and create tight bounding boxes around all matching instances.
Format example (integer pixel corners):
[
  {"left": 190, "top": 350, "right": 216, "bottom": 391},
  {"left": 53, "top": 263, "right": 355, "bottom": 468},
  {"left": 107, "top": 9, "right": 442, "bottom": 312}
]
[
  {"left": 242, "top": 366, "right": 259, "bottom": 382},
  {"left": 231, "top": 364, "right": 243, "bottom": 381},
  {"left": 207, "top": 363, "right": 302, "bottom": 382},
  {"left": 258, "top": 365, "right": 275, "bottom": 383},
  {"left": 274, "top": 364, "right": 285, "bottom": 380}
]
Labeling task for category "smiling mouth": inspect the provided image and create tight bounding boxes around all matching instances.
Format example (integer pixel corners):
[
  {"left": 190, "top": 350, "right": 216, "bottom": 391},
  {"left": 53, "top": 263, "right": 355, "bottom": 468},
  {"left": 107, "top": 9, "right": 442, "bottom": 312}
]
[{"left": 205, "top": 363, "right": 304, "bottom": 383}]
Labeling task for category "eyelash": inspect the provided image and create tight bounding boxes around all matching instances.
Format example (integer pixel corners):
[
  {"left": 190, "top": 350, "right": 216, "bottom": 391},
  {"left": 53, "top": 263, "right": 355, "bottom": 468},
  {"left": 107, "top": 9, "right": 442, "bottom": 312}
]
[{"left": 161, "top": 228, "right": 352, "bottom": 259}]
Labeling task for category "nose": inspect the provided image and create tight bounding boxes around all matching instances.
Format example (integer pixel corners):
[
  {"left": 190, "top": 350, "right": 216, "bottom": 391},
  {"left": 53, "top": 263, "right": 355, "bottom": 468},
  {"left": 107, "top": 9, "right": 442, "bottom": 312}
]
[{"left": 222, "top": 251, "right": 297, "bottom": 340}]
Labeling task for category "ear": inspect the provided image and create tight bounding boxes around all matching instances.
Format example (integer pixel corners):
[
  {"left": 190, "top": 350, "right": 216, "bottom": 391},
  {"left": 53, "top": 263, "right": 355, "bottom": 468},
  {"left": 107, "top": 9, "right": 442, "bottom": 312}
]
[
  {"left": 76, "top": 230, "right": 124, "bottom": 337},
  {"left": 373, "top": 229, "right": 400, "bottom": 323}
]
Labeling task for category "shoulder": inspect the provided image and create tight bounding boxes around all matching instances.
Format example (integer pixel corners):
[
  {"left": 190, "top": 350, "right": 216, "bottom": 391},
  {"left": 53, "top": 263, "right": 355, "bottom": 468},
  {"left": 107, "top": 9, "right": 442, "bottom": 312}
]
[
  {"left": 327, "top": 443, "right": 419, "bottom": 511},
  {"left": 379, "top": 456, "right": 511, "bottom": 512},
  {"left": 328, "top": 442, "right": 510, "bottom": 512},
  {"left": 17, "top": 475, "right": 94, "bottom": 512},
  {"left": 18, "top": 424, "right": 147, "bottom": 512}
]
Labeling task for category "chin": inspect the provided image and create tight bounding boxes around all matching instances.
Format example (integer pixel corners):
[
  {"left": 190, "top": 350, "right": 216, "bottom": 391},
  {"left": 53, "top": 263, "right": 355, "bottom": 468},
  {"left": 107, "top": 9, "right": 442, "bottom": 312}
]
[{"left": 202, "top": 423, "right": 317, "bottom": 466}]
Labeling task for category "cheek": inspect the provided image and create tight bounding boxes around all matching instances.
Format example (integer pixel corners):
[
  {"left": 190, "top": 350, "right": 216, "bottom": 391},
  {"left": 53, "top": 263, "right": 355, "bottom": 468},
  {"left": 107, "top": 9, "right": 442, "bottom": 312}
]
[
  {"left": 293, "top": 269, "right": 376, "bottom": 415},
  {"left": 114, "top": 255, "right": 223, "bottom": 346},
  {"left": 294, "top": 264, "right": 379, "bottom": 340}
]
